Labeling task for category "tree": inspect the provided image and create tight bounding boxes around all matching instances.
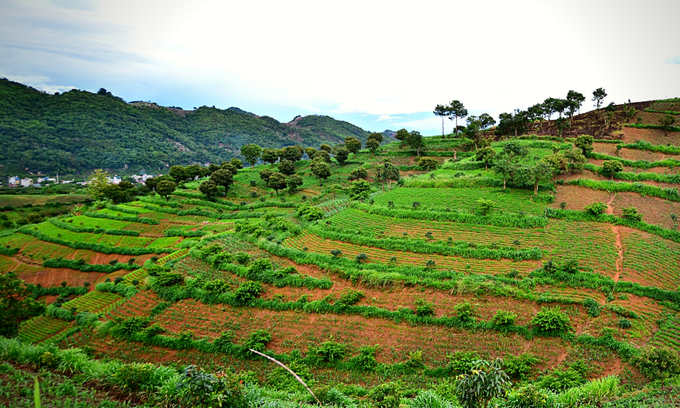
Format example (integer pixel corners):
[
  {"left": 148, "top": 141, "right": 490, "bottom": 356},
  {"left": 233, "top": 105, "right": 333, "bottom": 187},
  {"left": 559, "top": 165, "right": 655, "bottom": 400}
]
[
  {"left": 418, "top": 157, "right": 438, "bottom": 171},
  {"left": 601, "top": 160, "right": 624, "bottom": 180},
  {"left": 604, "top": 102, "right": 617, "bottom": 127},
  {"left": 261, "top": 148, "right": 278, "bottom": 166},
  {"left": 156, "top": 180, "right": 177, "bottom": 201},
  {"left": 87, "top": 169, "right": 111, "bottom": 201},
  {"left": 319, "top": 144, "right": 332, "bottom": 154},
  {"left": 241, "top": 144, "right": 262, "bottom": 168},
  {"left": 479, "top": 113, "right": 496, "bottom": 129},
  {"left": 259, "top": 169, "right": 273, "bottom": 183},
  {"left": 520, "top": 162, "right": 554, "bottom": 196},
  {"left": 366, "top": 138, "right": 380, "bottom": 156},
  {"left": 368, "top": 132, "right": 384, "bottom": 145},
  {"left": 267, "top": 172, "right": 287, "bottom": 195},
  {"left": 464, "top": 119, "right": 489, "bottom": 150},
  {"left": 405, "top": 131, "right": 425, "bottom": 156},
  {"left": 199, "top": 180, "right": 219, "bottom": 200},
  {"left": 395, "top": 129, "right": 409, "bottom": 146},
  {"left": 348, "top": 179, "right": 372, "bottom": 201},
  {"left": 567, "top": 90, "right": 586, "bottom": 114},
  {"left": 185, "top": 164, "right": 203, "bottom": 180},
  {"left": 101, "top": 184, "right": 127, "bottom": 204},
  {"left": 278, "top": 160, "right": 295, "bottom": 175},
  {"left": 448, "top": 100, "right": 468, "bottom": 133},
  {"left": 493, "top": 142, "right": 528, "bottom": 189},
  {"left": 0, "top": 272, "right": 45, "bottom": 337},
  {"left": 311, "top": 160, "right": 331, "bottom": 184},
  {"left": 286, "top": 174, "right": 303, "bottom": 193},
  {"left": 592, "top": 87, "right": 607, "bottom": 110},
  {"left": 349, "top": 167, "right": 368, "bottom": 180},
  {"left": 659, "top": 114, "right": 677, "bottom": 134},
  {"left": 305, "top": 147, "right": 318, "bottom": 160},
  {"left": 563, "top": 148, "right": 587, "bottom": 173},
  {"left": 220, "top": 162, "right": 238, "bottom": 176},
  {"left": 433, "top": 104, "right": 449, "bottom": 136},
  {"left": 345, "top": 137, "right": 362, "bottom": 154},
  {"left": 334, "top": 148, "right": 349, "bottom": 165},
  {"left": 169, "top": 165, "right": 186, "bottom": 182},
  {"left": 555, "top": 117, "right": 570, "bottom": 137},
  {"left": 495, "top": 110, "right": 528, "bottom": 139},
  {"left": 542, "top": 97, "right": 558, "bottom": 120},
  {"left": 475, "top": 146, "right": 496, "bottom": 170},
  {"left": 282, "top": 146, "right": 303, "bottom": 162},
  {"left": 376, "top": 161, "right": 400, "bottom": 190},
  {"left": 455, "top": 359, "right": 510, "bottom": 408},
  {"left": 210, "top": 169, "right": 234, "bottom": 192},
  {"left": 574, "top": 135, "right": 594, "bottom": 156},
  {"left": 315, "top": 150, "right": 331, "bottom": 163}
]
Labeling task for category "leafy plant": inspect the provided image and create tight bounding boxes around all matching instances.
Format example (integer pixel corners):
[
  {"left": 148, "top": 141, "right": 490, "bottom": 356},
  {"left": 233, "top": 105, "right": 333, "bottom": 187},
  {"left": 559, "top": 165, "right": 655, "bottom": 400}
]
[
  {"left": 455, "top": 359, "right": 510, "bottom": 408},
  {"left": 531, "top": 307, "right": 571, "bottom": 334}
]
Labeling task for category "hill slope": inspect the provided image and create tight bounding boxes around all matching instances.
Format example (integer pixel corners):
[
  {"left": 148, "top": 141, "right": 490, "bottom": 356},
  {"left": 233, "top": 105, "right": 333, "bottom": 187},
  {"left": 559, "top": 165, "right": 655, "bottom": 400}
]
[{"left": 0, "top": 79, "right": 369, "bottom": 176}]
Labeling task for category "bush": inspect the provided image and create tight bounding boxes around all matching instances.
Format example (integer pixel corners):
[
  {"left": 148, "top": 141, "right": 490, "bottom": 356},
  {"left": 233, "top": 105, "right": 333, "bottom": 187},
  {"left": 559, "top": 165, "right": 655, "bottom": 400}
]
[
  {"left": 492, "top": 310, "right": 517, "bottom": 326},
  {"left": 244, "top": 329, "right": 272, "bottom": 352},
  {"left": 313, "top": 340, "right": 348, "bottom": 364},
  {"left": 633, "top": 346, "right": 680, "bottom": 382},
  {"left": 410, "top": 390, "right": 455, "bottom": 408},
  {"left": 347, "top": 346, "right": 378, "bottom": 371},
  {"left": 455, "top": 359, "right": 510, "bottom": 408},
  {"left": 415, "top": 299, "right": 435, "bottom": 317},
  {"left": 531, "top": 307, "right": 571, "bottom": 334},
  {"left": 234, "top": 281, "right": 263, "bottom": 304},
  {"left": 507, "top": 384, "right": 552, "bottom": 408},
  {"left": 454, "top": 302, "right": 475, "bottom": 323},
  {"left": 338, "top": 289, "right": 365, "bottom": 305},
  {"left": 503, "top": 353, "right": 540, "bottom": 381},
  {"left": 368, "top": 382, "right": 402, "bottom": 408},
  {"left": 234, "top": 252, "right": 251, "bottom": 265},
  {"left": 622, "top": 206, "right": 643, "bottom": 221},
  {"left": 476, "top": 199, "right": 494, "bottom": 215},
  {"left": 618, "top": 318, "right": 632, "bottom": 329},
  {"left": 155, "top": 272, "right": 184, "bottom": 287},
  {"left": 585, "top": 202, "right": 608, "bottom": 215}
]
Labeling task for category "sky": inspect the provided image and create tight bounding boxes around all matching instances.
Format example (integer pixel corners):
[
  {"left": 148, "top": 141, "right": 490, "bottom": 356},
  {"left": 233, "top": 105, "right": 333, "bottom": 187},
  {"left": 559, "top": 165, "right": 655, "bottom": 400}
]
[{"left": 1, "top": 0, "right": 679, "bottom": 135}]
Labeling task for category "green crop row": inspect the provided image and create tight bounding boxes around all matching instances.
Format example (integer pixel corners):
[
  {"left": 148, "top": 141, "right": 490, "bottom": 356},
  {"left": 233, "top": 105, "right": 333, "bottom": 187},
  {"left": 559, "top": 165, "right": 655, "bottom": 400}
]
[
  {"left": 564, "top": 178, "right": 680, "bottom": 201},
  {"left": 441, "top": 160, "right": 487, "bottom": 170},
  {"left": 43, "top": 258, "right": 139, "bottom": 273},
  {"left": 30, "top": 285, "right": 88, "bottom": 297},
  {"left": 105, "top": 204, "right": 145, "bottom": 214},
  {"left": 644, "top": 108, "right": 680, "bottom": 115},
  {"left": 138, "top": 204, "right": 180, "bottom": 214},
  {"left": 96, "top": 282, "right": 138, "bottom": 298},
  {"left": 307, "top": 224, "right": 543, "bottom": 261},
  {"left": 545, "top": 208, "right": 680, "bottom": 243},
  {"left": 84, "top": 211, "right": 160, "bottom": 225},
  {"left": 625, "top": 123, "right": 680, "bottom": 132},
  {"left": 0, "top": 245, "right": 19, "bottom": 256},
  {"left": 582, "top": 164, "right": 680, "bottom": 184},
  {"left": 49, "top": 218, "right": 140, "bottom": 236},
  {"left": 164, "top": 228, "right": 206, "bottom": 237},
  {"left": 353, "top": 203, "right": 548, "bottom": 229},
  {"left": 588, "top": 152, "right": 680, "bottom": 169},
  {"left": 137, "top": 196, "right": 184, "bottom": 208},
  {"left": 619, "top": 140, "right": 680, "bottom": 155},
  {"left": 18, "top": 228, "right": 171, "bottom": 255}
]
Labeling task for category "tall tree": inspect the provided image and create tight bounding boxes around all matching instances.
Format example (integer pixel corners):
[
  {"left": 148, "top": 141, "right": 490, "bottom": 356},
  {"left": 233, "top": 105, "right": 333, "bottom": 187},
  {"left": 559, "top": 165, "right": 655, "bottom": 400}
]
[
  {"left": 520, "top": 162, "right": 554, "bottom": 196},
  {"left": 566, "top": 90, "right": 586, "bottom": 114},
  {"left": 261, "top": 148, "right": 279, "bottom": 166},
  {"left": 405, "top": 131, "right": 425, "bottom": 156},
  {"left": 0, "top": 272, "right": 44, "bottom": 337},
  {"left": 87, "top": 169, "right": 111, "bottom": 201},
  {"left": 199, "top": 180, "right": 219, "bottom": 200},
  {"left": 433, "top": 104, "right": 449, "bottom": 136},
  {"left": 447, "top": 100, "right": 468, "bottom": 133},
  {"left": 210, "top": 169, "right": 234, "bottom": 192},
  {"left": 241, "top": 144, "right": 262, "bottom": 168},
  {"left": 282, "top": 146, "right": 303, "bottom": 162},
  {"left": 286, "top": 174, "right": 303, "bottom": 192},
  {"left": 334, "top": 147, "right": 349, "bottom": 165},
  {"left": 592, "top": 88, "right": 607, "bottom": 110},
  {"left": 492, "top": 142, "right": 528, "bottom": 189},
  {"left": 479, "top": 113, "right": 496, "bottom": 129},
  {"left": 156, "top": 180, "right": 177, "bottom": 201},
  {"left": 395, "top": 129, "right": 410, "bottom": 147},
  {"left": 267, "top": 172, "right": 287, "bottom": 195},
  {"left": 278, "top": 160, "right": 296, "bottom": 175},
  {"left": 310, "top": 159, "right": 331, "bottom": 184}
]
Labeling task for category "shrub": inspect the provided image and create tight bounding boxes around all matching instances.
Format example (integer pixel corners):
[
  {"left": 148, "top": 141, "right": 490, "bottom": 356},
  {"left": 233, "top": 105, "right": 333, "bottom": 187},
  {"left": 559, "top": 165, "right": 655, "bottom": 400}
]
[
  {"left": 356, "top": 253, "right": 368, "bottom": 263},
  {"left": 507, "top": 384, "right": 552, "bottom": 408},
  {"left": 531, "top": 307, "right": 571, "bottom": 334},
  {"left": 347, "top": 346, "right": 378, "bottom": 371},
  {"left": 454, "top": 302, "right": 475, "bottom": 323},
  {"left": 313, "top": 340, "right": 348, "bottom": 364},
  {"left": 585, "top": 202, "right": 608, "bottom": 215},
  {"left": 111, "top": 362, "right": 157, "bottom": 393},
  {"left": 455, "top": 359, "right": 510, "bottom": 408},
  {"left": 177, "top": 365, "right": 245, "bottom": 408},
  {"left": 583, "top": 298, "right": 601, "bottom": 317},
  {"left": 368, "top": 382, "right": 402, "bottom": 408},
  {"left": 622, "top": 206, "right": 643, "bottom": 221},
  {"left": 538, "top": 366, "right": 585, "bottom": 391},
  {"left": 244, "top": 329, "right": 272, "bottom": 352},
  {"left": 492, "top": 310, "right": 517, "bottom": 326},
  {"left": 234, "top": 281, "right": 263, "bottom": 303},
  {"left": 155, "top": 272, "right": 184, "bottom": 287},
  {"left": 476, "top": 199, "right": 494, "bottom": 215},
  {"left": 618, "top": 318, "right": 632, "bottom": 329},
  {"left": 415, "top": 299, "right": 435, "bottom": 317},
  {"left": 503, "top": 353, "right": 540, "bottom": 381},
  {"left": 338, "top": 289, "right": 365, "bottom": 305},
  {"left": 633, "top": 346, "right": 680, "bottom": 382},
  {"left": 330, "top": 249, "right": 342, "bottom": 258},
  {"left": 234, "top": 252, "right": 251, "bottom": 265},
  {"left": 447, "top": 351, "right": 480, "bottom": 375},
  {"left": 418, "top": 157, "right": 438, "bottom": 171}
]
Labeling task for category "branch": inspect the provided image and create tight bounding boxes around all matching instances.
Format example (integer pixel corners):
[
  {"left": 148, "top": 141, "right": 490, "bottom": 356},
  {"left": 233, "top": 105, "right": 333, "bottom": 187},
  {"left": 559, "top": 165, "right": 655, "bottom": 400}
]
[{"left": 248, "top": 349, "right": 322, "bottom": 406}]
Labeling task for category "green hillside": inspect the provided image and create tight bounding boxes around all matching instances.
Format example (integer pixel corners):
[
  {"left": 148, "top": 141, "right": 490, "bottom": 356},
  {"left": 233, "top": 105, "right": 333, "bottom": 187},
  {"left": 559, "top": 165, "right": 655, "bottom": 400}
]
[{"left": 0, "top": 79, "right": 369, "bottom": 176}]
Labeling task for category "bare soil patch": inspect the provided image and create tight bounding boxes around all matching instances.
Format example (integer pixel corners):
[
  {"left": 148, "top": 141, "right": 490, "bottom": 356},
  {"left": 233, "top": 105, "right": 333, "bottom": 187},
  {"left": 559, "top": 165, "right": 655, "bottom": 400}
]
[
  {"left": 611, "top": 192, "right": 680, "bottom": 229},
  {"left": 18, "top": 268, "right": 106, "bottom": 287},
  {"left": 553, "top": 185, "right": 611, "bottom": 210},
  {"left": 621, "top": 126, "right": 679, "bottom": 145}
]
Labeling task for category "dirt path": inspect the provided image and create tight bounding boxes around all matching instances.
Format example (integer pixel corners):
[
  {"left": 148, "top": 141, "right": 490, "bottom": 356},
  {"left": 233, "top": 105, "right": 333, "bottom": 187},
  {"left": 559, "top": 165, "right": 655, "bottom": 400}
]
[{"left": 606, "top": 194, "right": 624, "bottom": 286}]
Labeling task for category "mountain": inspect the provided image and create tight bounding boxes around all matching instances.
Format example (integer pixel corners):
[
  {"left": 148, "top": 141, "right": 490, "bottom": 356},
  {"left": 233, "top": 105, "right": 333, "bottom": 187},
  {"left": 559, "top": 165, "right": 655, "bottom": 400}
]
[{"left": 0, "top": 79, "right": 370, "bottom": 176}]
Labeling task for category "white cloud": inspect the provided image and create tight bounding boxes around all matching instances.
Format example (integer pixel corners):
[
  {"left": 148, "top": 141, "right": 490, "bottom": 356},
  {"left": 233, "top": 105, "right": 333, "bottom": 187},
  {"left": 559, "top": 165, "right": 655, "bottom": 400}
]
[
  {"left": 0, "top": 74, "right": 75, "bottom": 93},
  {"left": 1, "top": 0, "right": 679, "bottom": 133}
]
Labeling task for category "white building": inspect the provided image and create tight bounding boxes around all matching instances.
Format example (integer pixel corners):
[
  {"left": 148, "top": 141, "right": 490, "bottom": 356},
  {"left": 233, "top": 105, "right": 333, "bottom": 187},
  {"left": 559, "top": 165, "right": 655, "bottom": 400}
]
[
  {"left": 8, "top": 176, "right": 20, "bottom": 186},
  {"left": 20, "top": 178, "right": 33, "bottom": 187}
]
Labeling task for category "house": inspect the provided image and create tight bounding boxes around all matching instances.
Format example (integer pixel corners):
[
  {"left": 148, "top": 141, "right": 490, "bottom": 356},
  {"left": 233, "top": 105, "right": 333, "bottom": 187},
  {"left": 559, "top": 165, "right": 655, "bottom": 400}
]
[
  {"left": 20, "top": 178, "right": 33, "bottom": 187},
  {"left": 8, "top": 176, "right": 20, "bottom": 186}
]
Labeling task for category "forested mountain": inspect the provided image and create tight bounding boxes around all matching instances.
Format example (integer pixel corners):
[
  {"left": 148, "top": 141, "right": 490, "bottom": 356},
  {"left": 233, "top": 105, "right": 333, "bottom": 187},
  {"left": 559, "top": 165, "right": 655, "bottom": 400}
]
[{"left": 0, "top": 79, "right": 370, "bottom": 176}]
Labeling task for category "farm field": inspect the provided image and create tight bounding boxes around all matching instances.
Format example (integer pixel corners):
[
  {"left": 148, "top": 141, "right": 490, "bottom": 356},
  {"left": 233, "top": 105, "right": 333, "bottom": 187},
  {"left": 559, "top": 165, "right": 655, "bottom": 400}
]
[{"left": 3, "top": 101, "right": 680, "bottom": 407}]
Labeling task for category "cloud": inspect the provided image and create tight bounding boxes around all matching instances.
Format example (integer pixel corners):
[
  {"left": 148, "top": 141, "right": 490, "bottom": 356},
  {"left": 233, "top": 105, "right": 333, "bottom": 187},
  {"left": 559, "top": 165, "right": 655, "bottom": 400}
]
[
  {"left": 665, "top": 54, "right": 680, "bottom": 65},
  {"left": 376, "top": 114, "right": 403, "bottom": 122},
  {"left": 51, "top": 0, "right": 98, "bottom": 11},
  {"left": 0, "top": 74, "right": 76, "bottom": 93}
]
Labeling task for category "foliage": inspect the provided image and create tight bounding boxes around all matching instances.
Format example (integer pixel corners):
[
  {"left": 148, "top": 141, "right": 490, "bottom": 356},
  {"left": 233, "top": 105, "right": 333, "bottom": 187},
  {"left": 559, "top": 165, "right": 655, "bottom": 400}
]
[
  {"left": 531, "top": 307, "right": 571, "bottom": 334},
  {"left": 348, "top": 179, "right": 372, "bottom": 201},
  {"left": 176, "top": 365, "right": 246, "bottom": 408},
  {"left": 492, "top": 310, "right": 517, "bottom": 327},
  {"left": 584, "top": 201, "right": 608, "bottom": 215},
  {"left": 455, "top": 359, "right": 510, "bottom": 408},
  {"left": 368, "top": 382, "right": 402, "bottom": 408},
  {"left": 0, "top": 272, "right": 45, "bottom": 336},
  {"left": 244, "top": 329, "right": 272, "bottom": 352},
  {"left": 419, "top": 157, "right": 438, "bottom": 171},
  {"left": 234, "top": 281, "right": 263, "bottom": 304},
  {"left": 633, "top": 346, "right": 680, "bottom": 382}
]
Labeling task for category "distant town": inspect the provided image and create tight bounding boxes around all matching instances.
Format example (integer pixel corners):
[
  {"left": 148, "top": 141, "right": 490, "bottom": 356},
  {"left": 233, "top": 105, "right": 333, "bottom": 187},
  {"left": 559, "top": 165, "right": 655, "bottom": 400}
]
[{"left": 5, "top": 174, "right": 158, "bottom": 188}]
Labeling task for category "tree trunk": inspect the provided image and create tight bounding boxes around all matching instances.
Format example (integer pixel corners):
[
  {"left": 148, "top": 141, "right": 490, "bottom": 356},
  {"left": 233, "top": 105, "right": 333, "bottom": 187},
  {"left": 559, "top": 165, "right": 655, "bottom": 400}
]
[
  {"left": 534, "top": 181, "right": 539, "bottom": 196},
  {"left": 441, "top": 117, "right": 445, "bottom": 137},
  {"left": 503, "top": 178, "right": 507, "bottom": 190}
]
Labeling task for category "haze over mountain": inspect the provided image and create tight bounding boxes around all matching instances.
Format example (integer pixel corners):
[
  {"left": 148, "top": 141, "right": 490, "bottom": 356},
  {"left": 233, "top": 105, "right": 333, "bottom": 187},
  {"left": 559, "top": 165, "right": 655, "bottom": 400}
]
[{"left": 0, "top": 78, "right": 371, "bottom": 176}]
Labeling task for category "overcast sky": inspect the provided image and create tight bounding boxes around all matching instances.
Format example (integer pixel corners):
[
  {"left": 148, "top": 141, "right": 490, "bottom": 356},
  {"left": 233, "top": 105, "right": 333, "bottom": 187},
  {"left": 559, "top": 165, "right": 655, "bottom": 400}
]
[{"left": 1, "top": 0, "right": 679, "bottom": 135}]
